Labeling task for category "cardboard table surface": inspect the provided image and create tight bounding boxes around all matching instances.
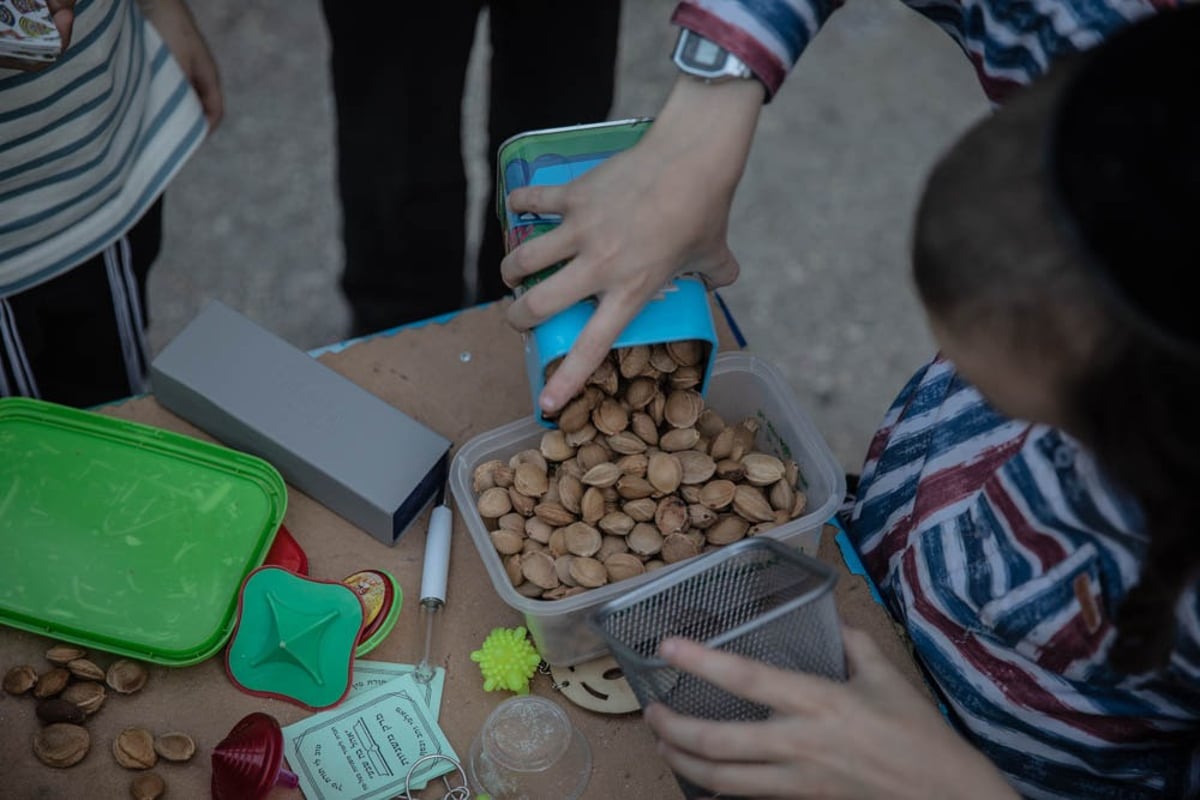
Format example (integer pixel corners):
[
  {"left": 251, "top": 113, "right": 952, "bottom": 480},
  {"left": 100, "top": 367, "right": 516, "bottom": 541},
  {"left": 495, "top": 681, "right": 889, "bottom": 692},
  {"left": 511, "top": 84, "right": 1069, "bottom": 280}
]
[{"left": 0, "top": 300, "right": 927, "bottom": 799}]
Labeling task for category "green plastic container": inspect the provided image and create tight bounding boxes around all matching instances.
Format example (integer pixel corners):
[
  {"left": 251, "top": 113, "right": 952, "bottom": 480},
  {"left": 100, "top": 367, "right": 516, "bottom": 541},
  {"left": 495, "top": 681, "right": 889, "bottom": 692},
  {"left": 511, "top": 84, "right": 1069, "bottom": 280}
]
[{"left": 0, "top": 397, "right": 288, "bottom": 666}]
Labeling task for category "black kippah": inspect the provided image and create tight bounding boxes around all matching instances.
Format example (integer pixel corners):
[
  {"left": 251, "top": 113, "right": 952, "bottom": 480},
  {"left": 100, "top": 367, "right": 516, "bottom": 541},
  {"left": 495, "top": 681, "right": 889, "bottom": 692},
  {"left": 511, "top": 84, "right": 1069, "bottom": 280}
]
[{"left": 1049, "top": 6, "right": 1200, "bottom": 356}]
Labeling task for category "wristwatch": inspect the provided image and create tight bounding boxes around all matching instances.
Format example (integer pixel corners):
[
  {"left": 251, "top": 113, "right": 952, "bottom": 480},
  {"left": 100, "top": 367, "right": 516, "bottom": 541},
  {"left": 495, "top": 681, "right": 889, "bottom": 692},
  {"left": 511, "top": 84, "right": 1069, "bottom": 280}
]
[{"left": 671, "top": 28, "right": 756, "bottom": 83}]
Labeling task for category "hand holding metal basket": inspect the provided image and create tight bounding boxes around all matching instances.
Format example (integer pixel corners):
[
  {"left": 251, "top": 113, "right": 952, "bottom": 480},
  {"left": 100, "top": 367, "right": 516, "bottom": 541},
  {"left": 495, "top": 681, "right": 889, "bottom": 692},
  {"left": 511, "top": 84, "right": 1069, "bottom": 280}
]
[{"left": 590, "top": 537, "right": 846, "bottom": 799}]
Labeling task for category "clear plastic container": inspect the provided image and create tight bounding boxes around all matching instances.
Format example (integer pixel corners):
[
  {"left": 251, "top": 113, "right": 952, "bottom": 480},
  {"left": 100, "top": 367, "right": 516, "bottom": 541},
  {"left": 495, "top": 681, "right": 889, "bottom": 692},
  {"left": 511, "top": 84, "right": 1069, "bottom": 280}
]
[
  {"left": 466, "top": 695, "right": 592, "bottom": 800},
  {"left": 449, "top": 352, "right": 846, "bottom": 666}
]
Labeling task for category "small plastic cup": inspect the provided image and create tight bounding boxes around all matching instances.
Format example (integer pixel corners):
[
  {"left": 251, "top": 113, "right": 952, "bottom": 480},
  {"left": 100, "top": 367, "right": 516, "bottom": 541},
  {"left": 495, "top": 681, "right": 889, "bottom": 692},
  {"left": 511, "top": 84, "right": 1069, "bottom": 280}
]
[{"left": 467, "top": 696, "right": 592, "bottom": 800}]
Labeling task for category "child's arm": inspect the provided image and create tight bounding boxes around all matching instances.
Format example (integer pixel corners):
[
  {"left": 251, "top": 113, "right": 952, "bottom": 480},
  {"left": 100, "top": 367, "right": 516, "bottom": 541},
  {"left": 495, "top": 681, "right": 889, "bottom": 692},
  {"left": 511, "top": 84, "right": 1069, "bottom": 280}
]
[
  {"left": 138, "top": 0, "right": 222, "bottom": 130},
  {"left": 500, "top": 0, "right": 820, "bottom": 415},
  {"left": 644, "top": 629, "right": 1020, "bottom": 799}
]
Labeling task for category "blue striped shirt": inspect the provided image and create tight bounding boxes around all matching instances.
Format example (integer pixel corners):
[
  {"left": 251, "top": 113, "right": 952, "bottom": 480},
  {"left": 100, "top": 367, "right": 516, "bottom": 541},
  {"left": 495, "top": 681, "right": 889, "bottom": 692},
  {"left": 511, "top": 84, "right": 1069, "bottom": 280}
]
[{"left": 0, "top": 0, "right": 206, "bottom": 297}]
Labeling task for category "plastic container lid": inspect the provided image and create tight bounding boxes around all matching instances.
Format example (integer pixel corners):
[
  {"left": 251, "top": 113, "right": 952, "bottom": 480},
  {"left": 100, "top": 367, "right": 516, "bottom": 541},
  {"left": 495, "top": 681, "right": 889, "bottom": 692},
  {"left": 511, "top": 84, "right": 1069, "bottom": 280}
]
[
  {"left": 344, "top": 568, "right": 402, "bottom": 656},
  {"left": 0, "top": 398, "right": 287, "bottom": 666},
  {"left": 264, "top": 525, "right": 308, "bottom": 575}
]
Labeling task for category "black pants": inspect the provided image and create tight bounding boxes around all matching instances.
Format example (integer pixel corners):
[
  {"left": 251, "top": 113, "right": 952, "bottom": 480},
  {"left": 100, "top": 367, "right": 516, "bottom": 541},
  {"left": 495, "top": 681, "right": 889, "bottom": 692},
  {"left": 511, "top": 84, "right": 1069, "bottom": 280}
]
[
  {"left": 320, "top": 0, "right": 622, "bottom": 337},
  {"left": 2, "top": 199, "right": 162, "bottom": 409}
]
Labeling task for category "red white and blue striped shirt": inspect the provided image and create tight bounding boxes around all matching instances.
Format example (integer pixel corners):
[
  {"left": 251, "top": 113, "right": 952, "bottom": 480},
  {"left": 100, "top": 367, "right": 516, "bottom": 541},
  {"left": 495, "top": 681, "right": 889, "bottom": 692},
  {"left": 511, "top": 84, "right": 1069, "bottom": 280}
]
[
  {"left": 671, "top": 1, "right": 1196, "bottom": 795},
  {"left": 0, "top": 0, "right": 206, "bottom": 297},
  {"left": 849, "top": 359, "right": 1200, "bottom": 797},
  {"left": 672, "top": 0, "right": 1171, "bottom": 101}
]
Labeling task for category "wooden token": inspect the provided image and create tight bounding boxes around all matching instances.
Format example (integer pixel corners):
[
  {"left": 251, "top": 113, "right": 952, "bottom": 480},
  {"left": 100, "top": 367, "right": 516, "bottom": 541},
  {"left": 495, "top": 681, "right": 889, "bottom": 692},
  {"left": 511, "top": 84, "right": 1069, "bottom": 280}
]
[{"left": 549, "top": 655, "right": 640, "bottom": 714}]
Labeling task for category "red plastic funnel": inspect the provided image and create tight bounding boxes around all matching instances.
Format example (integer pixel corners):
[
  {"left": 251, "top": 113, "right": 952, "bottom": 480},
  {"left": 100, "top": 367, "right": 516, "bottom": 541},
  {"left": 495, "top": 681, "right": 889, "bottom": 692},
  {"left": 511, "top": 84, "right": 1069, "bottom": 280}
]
[{"left": 211, "top": 712, "right": 300, "bottom": 799}]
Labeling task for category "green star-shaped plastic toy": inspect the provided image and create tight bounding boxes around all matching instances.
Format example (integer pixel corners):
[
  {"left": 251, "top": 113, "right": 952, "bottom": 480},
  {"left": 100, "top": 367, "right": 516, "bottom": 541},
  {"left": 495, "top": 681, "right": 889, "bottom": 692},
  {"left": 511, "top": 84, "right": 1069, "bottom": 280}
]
[{"left": 225, "top": 567, "right": 364, "bottom": 709}]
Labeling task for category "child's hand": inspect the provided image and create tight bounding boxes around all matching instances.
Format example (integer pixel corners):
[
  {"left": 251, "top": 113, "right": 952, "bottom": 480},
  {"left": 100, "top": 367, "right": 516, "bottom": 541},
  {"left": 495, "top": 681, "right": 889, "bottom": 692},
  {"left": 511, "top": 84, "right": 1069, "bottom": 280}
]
[
  {"left": 499, "top": 76, "right": 762, "bottom": 416},
  {"left": 45, "top": 0, "right": 73, "bottom": 49},
  {"left": 644, "top": 628, "right": 1020, "bottom": 800},
  {"left": 0, "top": 0, "right": 75, "bottom": 71},
  {"left": 140, "top": 0, "right": 223, "bottom": 131}
]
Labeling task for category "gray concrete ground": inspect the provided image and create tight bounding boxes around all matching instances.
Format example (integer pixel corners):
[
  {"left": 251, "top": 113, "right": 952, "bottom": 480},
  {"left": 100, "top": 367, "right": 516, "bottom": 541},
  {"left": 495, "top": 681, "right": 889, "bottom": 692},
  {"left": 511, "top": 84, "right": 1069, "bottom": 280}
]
[{"left": 148, "top": 0, "right": 988, "bottom": 473}]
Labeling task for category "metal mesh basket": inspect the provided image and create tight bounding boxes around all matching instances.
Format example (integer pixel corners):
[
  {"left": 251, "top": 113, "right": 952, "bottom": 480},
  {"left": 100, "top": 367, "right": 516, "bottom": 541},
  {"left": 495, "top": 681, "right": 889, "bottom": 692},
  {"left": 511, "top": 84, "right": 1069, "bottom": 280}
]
[{"left": 589, "top": 537, "right": 845, "bottom": 799}]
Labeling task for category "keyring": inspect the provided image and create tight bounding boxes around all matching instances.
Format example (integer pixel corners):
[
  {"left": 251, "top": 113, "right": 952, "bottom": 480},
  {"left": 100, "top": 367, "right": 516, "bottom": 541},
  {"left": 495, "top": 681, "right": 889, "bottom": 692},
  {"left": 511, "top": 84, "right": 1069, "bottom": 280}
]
[{"left": 401, "top": 752, "right": 471, "bottom": 800}]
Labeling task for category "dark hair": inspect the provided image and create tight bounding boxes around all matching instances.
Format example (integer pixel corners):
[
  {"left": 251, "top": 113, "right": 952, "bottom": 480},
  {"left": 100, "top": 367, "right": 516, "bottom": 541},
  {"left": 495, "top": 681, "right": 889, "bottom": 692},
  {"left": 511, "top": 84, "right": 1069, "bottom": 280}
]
[{"left": 912, "top": 7, "right": 1200, "bottom": 673}]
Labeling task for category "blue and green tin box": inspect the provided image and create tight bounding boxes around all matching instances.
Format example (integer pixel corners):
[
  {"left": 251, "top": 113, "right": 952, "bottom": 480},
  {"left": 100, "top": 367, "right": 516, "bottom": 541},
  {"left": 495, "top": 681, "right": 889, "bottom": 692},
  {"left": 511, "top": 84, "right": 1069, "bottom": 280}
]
[{"left": 497, "top": 118, "right": 719, "bottom": 427}]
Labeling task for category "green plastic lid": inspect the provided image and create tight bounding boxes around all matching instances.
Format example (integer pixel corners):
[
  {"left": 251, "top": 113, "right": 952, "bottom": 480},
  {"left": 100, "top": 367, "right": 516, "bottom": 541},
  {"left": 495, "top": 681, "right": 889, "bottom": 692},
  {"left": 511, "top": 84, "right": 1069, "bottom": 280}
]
[
  {"left": 225, "top": 567, "right": 364, "bottom": 709},
  {"left": 0, "top": 398, "right": 287, "bottom": 666}
]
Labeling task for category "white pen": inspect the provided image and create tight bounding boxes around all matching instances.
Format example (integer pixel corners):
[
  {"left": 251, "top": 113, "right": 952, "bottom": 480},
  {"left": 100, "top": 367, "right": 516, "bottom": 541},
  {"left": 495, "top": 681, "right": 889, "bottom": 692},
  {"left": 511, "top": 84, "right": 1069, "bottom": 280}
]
[{"left": 414, "top": 496, "right": 452, "bottom": 683}]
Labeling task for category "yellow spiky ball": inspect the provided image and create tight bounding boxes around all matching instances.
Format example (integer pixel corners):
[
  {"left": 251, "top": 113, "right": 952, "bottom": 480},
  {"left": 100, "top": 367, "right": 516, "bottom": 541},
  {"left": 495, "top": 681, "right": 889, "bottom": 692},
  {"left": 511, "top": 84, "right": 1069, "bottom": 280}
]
[{"left": 470, "top": 626, "right": 541, "bottom": 695}]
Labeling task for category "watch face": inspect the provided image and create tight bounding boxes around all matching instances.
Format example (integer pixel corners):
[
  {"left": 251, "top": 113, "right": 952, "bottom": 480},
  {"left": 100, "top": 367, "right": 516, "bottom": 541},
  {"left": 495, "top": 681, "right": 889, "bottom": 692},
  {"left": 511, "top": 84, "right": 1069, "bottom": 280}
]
[
  {"left": 675, "top": 29, "right": 731, "bottom": 78},
  {"left": 673, "top": 29, "right": 755, "bottom": 82},
  {"left": 683, "top": 34, "right": 727, "bottom": 70}
]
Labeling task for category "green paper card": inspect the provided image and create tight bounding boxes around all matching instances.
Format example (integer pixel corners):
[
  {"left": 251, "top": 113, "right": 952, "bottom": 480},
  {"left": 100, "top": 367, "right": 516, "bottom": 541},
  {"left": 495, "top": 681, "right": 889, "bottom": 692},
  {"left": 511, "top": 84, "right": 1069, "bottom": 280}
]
[
  {"left": 347, "top": 660, "right": 445, "bottom": 716},
  {"left": 282, "top": 674, "right": 458, "bottom": 799}
]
